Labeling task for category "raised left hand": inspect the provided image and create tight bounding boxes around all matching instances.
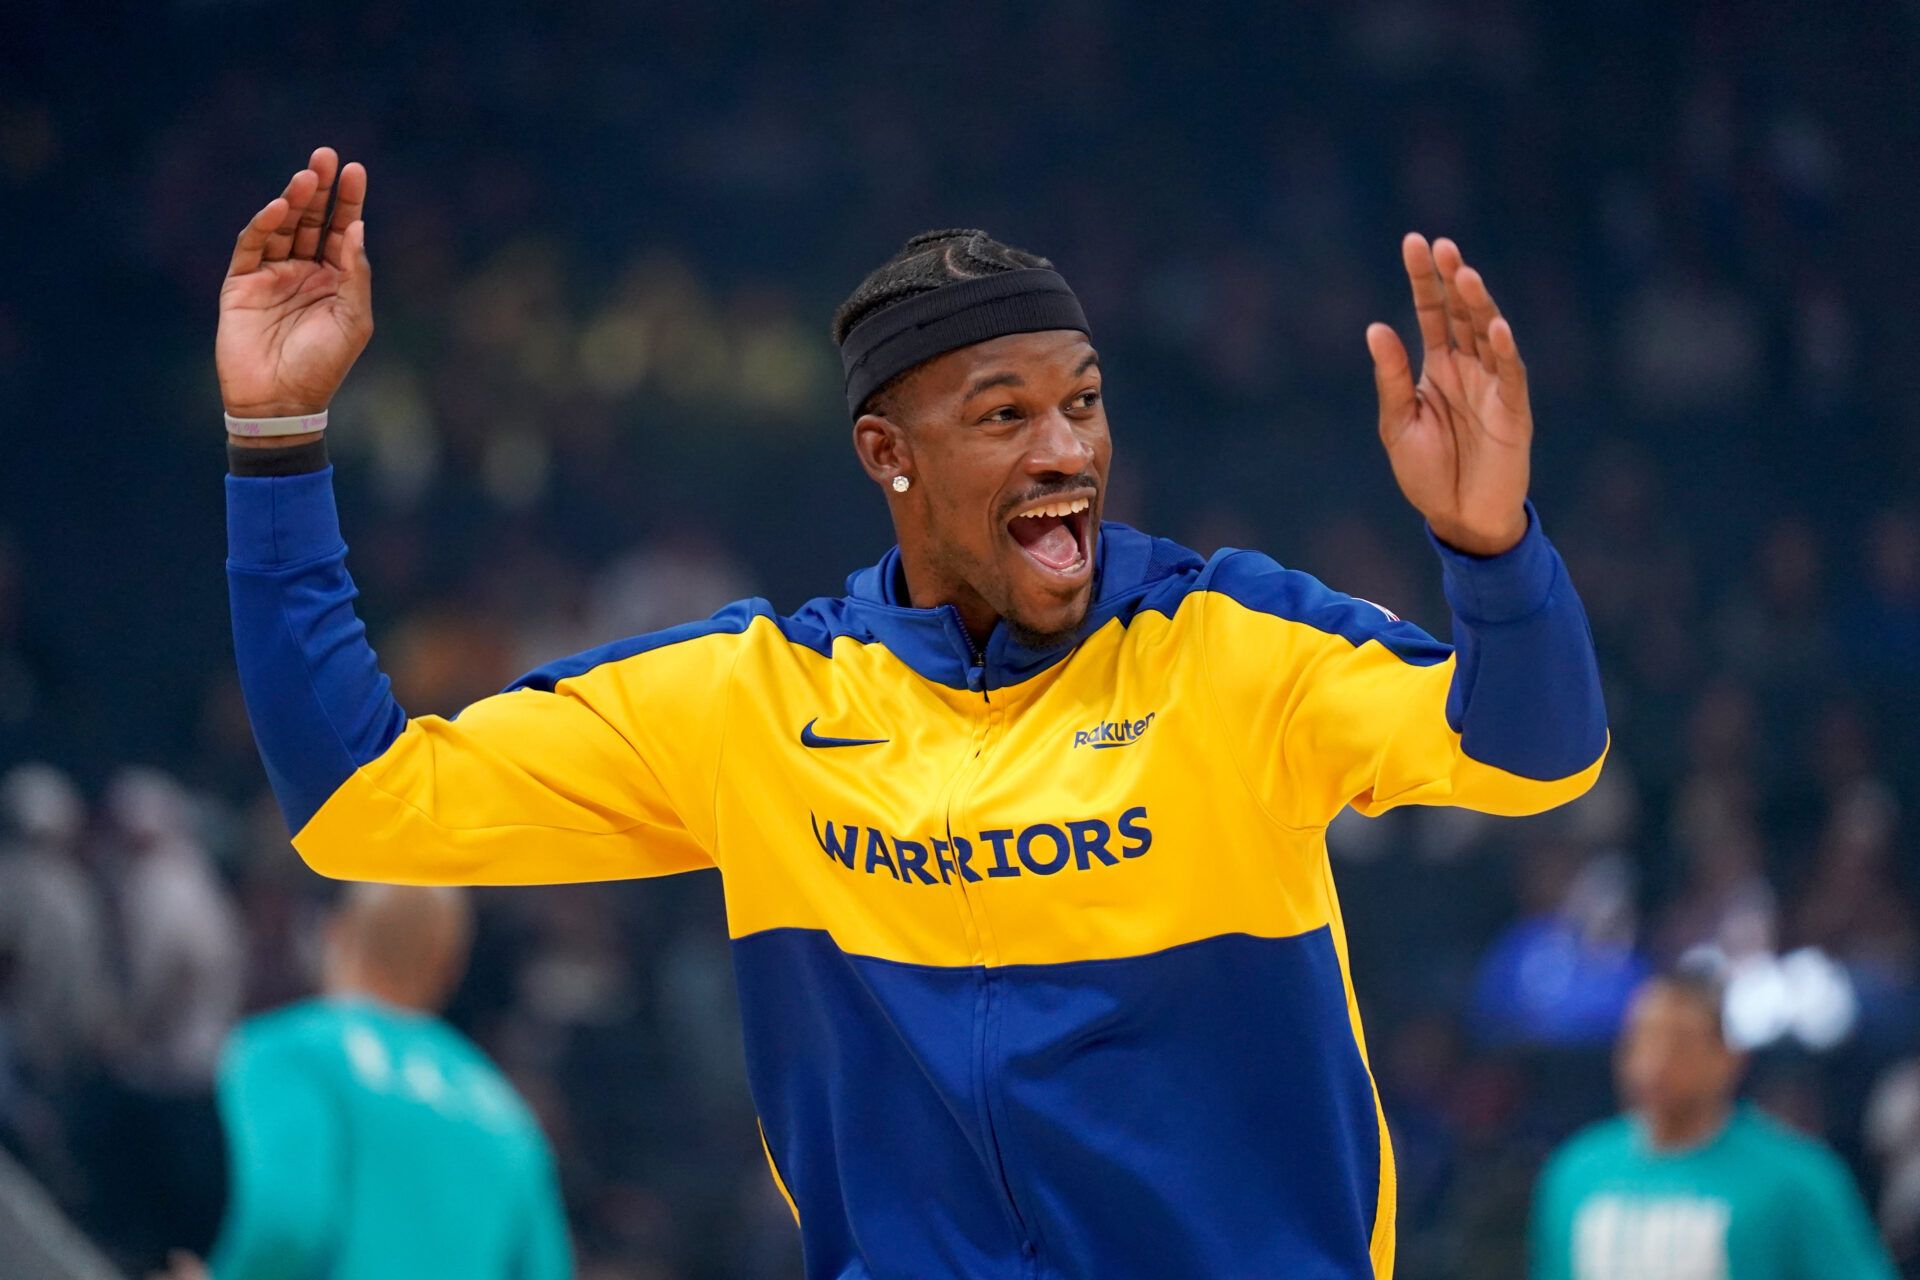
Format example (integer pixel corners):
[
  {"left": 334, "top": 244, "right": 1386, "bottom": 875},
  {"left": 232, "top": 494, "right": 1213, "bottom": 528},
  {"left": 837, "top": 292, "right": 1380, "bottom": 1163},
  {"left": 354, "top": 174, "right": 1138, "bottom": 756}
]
[
  {"left": 216, "top": 146, "right": 372, "bottom": 429},
  {"left": 1366, "top": 234, "right": 1531, "bottom": 556}
]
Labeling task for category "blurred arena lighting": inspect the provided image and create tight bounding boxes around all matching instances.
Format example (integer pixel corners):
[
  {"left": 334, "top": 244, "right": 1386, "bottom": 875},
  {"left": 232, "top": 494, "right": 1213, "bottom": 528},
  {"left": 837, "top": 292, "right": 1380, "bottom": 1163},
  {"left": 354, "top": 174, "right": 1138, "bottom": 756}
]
[{"left": 1719, "top": 947, "right": 1861, "bottom": 1051}]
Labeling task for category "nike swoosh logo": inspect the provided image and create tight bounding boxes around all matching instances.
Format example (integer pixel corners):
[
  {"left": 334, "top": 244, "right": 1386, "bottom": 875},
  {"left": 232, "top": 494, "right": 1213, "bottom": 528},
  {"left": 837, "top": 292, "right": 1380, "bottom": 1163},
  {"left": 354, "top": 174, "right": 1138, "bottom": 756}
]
[{"left": 800, "top": 718, "right": 889, "bottom": 749}]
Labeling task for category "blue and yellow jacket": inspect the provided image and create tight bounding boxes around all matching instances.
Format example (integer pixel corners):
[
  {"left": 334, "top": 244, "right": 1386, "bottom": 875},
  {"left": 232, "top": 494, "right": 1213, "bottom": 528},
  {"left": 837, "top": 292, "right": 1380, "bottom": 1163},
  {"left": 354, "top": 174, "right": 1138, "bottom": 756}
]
[{"left": 229, "top": 466, "right": 1606, "bottom": 1280}]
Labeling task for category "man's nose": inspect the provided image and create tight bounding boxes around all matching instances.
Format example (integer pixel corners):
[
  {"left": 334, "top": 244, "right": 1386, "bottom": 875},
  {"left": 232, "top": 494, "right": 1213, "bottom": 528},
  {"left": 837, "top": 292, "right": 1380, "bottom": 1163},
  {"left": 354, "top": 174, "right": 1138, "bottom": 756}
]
[{"left": 1024, "top": 409, "right": 1095, "bottom": 476}]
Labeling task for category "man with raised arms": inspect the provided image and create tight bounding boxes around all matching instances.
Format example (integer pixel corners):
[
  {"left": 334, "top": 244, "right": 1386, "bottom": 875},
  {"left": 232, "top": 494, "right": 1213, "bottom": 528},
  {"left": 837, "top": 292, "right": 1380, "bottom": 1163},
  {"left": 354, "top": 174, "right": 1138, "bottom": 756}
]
[{"left": 219, "top": 147, "right": 1606, "bottom": 1279}]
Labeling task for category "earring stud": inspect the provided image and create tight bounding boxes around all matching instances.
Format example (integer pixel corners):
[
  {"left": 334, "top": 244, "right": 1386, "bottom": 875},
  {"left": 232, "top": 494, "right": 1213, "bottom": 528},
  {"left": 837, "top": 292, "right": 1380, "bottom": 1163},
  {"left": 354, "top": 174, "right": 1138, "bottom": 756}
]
[{"left": 891, "top": 475, "right": 911, "bottom": 493}]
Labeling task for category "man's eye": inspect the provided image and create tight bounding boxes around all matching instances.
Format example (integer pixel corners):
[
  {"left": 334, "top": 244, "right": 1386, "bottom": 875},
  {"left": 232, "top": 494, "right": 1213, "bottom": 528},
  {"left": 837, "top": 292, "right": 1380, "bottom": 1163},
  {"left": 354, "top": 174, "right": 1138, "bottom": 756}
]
[
  {"left": 1074, "top": 389, "right": 1102, "bottom": 409},
  {"left": 982, "top": 406, "right": 1020, "bottom": 423}
]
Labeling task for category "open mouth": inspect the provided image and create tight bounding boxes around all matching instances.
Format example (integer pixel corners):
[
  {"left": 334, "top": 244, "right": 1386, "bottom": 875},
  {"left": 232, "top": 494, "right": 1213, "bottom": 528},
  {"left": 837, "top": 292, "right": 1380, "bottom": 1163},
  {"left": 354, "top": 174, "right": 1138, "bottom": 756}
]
[{"left": 1007, "top": 493, "right": 1095, "bottom": 578}]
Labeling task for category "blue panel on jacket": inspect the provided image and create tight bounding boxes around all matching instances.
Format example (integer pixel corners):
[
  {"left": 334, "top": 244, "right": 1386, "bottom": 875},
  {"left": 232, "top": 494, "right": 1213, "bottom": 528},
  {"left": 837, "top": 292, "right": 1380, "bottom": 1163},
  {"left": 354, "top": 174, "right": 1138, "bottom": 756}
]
[{"left": 732, "top": 928, "right": 1380, "bottom": 1280}]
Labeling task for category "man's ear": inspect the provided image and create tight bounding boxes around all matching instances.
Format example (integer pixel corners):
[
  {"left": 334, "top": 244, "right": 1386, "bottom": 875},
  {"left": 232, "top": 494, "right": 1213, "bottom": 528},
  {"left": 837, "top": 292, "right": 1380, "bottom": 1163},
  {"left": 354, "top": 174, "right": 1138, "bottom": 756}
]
[{"left": 852, "top": 412, "right": 912, "bottom": 488}]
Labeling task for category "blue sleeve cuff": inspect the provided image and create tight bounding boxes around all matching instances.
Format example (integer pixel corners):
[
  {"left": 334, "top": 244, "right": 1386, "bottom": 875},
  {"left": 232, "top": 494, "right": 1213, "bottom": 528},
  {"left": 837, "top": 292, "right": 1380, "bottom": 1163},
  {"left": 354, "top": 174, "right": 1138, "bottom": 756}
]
[
  {"left": 226, "top": 467, "right": 345, "bottom": 568},
  {"left": 1428, "top": 501, "right": 1559, "bottom": 625}
]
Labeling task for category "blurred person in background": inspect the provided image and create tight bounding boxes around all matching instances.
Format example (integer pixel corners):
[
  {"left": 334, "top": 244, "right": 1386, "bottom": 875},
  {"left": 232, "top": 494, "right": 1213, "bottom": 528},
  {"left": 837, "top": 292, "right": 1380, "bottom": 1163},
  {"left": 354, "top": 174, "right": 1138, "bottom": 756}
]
[
  {"left": 211, "top": 142, "right": 1608, "bottom": 1279},
  {"left": 109, "top": 767, "right": 245, "bottom": 1093},
  {"left": 161, "top": 883, "right": 570, "bottom": 1280},
  {"left": 101, "top": 766, "right": 246, "bottom": 1264},
  {"left": 1654, "top": 773, "right": 1779, "bottom": 966},
  {"left": 1470, "top": 840, "right": 1646, "bottom": 1050},
  {"left": 1793, "top": 783, "right": 1918, "bottom": 986},
  {"left": 1711, "top": 517, "right": 1835, "bottom": 719},
  {"left": 1530, "top": 967, "right": 1895, "bottom": 1279},
  {"left": 0, "top": 764, "right": 115, "bottom": 1086},
  {"left": 1865, "top": 1059, "right": 1920, "bottom": 1275},
  {"left": 0, "top": 764, "right": 117, "bottom": 1198}
]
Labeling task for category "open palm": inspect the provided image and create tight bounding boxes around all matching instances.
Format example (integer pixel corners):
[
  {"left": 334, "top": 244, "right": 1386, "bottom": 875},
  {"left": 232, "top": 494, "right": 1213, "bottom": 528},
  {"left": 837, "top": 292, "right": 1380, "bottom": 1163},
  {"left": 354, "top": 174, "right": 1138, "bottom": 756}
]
[
  {"left": 217, "top": 148, "right": 372, "bottom": 421},
  {"left": 1366, "top": 234, "right": 1531, "bottom": 557}
]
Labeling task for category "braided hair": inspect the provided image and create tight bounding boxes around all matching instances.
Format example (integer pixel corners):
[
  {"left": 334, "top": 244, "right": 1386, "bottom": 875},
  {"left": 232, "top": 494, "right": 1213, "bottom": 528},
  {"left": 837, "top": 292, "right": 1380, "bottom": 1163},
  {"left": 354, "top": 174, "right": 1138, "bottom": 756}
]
[{"left": 833, "top": 229, "right": 1052, "bottom": 415}]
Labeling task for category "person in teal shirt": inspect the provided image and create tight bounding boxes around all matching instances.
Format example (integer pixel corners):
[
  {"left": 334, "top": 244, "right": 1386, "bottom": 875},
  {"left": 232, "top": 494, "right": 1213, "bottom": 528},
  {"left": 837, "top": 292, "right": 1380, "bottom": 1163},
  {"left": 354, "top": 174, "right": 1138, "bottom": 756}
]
[
  {"left": 165, "top": 883, "right": 571, "bottom": 1280},
  {"left": 1532, "top": 966, "right": 1895, "bottom": 1280}
]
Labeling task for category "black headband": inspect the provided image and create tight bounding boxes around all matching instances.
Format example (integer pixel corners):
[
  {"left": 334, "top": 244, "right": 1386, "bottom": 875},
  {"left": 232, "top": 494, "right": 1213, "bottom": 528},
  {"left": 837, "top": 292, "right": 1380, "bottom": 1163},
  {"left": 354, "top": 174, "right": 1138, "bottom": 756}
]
[{"left": 838, "top": 268, "right": 1091, "bottom": 417}]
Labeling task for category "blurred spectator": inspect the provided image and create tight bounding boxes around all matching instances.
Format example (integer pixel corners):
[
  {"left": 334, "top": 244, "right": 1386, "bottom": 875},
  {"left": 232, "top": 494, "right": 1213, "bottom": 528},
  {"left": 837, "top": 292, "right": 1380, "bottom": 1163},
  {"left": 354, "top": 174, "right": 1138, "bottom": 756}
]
[
  {"left": 0, "top": 765, "right": 116, "bottom": 1085},
  {"left": 586, "top": 539, "right": 756, "bottom": 648},
  {"left": 107, "top": 769, "right": 243, "bottom": 1092},
  {"left": 1531, "top": 970, "right": 1896, "bottom": 1279},
  {"left": 1712, "top": 516, "right": 1835, "bottom": 705},
  {"left": 1866, "top": 1059, "right": 1920, "bottom": 1273},
  {"left": 1795, "top": 782, "right": 1918, "bottom": 972},
  {"left": 93, "top": 768, "right": 243, "bottom": 1268},
  {"left": 229, "top": 793, "right": 331, "bottom": 1014},
  {"left": 1655, "top": 774, "right": 1778, "bottom": 964},
  {"left": 173, "top": 885, "right": 570, "bottom": 1280},
  {"left": 0, "top": 764, "right": 116, "bottom": 1204},
  {"left": 1470, "top": 842, "right": 1646, "bottom": 1049},
  {"left": 1793, "top": 781, "right": 1920, "bottom": 1045}
]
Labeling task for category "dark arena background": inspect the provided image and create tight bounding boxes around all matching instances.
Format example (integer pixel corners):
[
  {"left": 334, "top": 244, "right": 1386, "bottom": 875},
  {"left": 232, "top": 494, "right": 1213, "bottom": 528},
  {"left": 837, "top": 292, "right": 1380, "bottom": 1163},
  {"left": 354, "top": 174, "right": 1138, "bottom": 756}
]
[{"left": 2, "top": 2, "right": 1918, "bottom": 1277}]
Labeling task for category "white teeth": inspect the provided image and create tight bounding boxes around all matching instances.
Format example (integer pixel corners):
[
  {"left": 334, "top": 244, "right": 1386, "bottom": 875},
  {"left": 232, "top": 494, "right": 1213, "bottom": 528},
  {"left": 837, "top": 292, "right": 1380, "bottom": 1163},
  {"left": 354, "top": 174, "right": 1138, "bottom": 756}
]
[{"left": 1017, "top": 497, "right": 1091, "bottom": 519}]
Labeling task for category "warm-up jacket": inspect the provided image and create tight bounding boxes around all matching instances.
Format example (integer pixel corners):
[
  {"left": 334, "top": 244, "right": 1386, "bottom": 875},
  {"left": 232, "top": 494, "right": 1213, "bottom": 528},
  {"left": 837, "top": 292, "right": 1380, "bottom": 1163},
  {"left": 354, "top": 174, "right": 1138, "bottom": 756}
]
[{"left": 228, "top": 463, "right": 1607, "bottom": 1280}]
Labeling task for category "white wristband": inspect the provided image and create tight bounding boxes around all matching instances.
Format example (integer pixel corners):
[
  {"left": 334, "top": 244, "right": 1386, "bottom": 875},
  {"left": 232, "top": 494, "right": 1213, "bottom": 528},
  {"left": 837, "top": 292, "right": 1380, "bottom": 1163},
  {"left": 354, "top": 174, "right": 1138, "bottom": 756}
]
[{"left": 225, "top": 410, "right": 328, "bottom": 438}]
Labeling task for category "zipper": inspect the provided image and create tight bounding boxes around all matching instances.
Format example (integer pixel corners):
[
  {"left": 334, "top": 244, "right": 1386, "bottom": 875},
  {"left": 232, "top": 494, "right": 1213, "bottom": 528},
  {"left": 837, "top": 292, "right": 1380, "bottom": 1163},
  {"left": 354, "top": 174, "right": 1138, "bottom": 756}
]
[
  {"left": 938, "top": 604, "right": 1038, "bottom": 1265},
  {"left": 940, "top": 603, "right": 991, "bottom": 699},
  {"left": 977, "top": 969, "right": 1039, "bottom": 1266}
]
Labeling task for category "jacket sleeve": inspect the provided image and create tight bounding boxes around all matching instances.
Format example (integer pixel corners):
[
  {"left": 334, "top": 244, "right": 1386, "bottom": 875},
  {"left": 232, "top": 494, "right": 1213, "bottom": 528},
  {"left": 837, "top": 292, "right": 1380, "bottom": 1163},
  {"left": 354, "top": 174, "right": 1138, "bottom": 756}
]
[
  {"left": 1199, "top": 503, "right": 1607, "bottom": 828},
  {"left": 228, "top": 464, "right": 747, "bottom": 884}
]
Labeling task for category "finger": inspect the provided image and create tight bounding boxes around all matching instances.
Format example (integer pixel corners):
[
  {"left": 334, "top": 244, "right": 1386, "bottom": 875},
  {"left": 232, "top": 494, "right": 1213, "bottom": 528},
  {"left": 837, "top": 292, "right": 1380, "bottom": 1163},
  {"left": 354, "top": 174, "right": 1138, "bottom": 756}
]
[
  {"left": 1487, "top": 317, "right": 1531, "bottom": 425},
  {"left": 1367, "top": 321, "right": 1417, "bottom": 441},
  {"left": 263, "top": 169, "right": 319, "bottom": 262},
  {"left": 290, "top": 147, "right": 339, "bottom": 260},
  {"left": 337, "top": 220, "right": 372, "bottom": 317},
  {"left": 1433, "top": 237, "right": 1478, "bottom": 359},
  {"left": 321, "top": 161, "right": 367, "bottom": 268},
  {"left": 1400, "top": 233, "right": 1449, "bottom": 360},
  {"left": 228, "top": 197, "right": 291, "bottom": 276},
  {"left": 1454, "top": 265, "right": 1506, "bottom": 374}
]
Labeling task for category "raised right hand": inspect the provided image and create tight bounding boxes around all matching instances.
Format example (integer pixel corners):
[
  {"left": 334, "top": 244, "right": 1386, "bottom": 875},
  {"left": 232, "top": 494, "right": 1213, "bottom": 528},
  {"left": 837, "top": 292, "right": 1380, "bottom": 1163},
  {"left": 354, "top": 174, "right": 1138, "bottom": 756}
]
[{"left": 216, "top": 147, "right": 372, "bottom": 422}]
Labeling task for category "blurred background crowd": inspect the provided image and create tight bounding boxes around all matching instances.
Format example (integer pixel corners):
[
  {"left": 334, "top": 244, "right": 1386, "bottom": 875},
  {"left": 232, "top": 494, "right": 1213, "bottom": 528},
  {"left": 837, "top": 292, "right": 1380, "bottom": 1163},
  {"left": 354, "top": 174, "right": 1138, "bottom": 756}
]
[{"left": 3, "top": 0, "right": 1917, "bottom": 1276}]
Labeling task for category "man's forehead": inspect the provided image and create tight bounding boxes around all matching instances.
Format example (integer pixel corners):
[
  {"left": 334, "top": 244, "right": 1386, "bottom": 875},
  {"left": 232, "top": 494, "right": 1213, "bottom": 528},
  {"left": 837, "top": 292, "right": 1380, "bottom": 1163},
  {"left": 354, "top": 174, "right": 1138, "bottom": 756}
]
[
  {"left": 1630, "top": 983, "right": 1720, "bottom": 1033},
  {"left": 918, "top": 330, "right": 1098, "bottom": 396}
]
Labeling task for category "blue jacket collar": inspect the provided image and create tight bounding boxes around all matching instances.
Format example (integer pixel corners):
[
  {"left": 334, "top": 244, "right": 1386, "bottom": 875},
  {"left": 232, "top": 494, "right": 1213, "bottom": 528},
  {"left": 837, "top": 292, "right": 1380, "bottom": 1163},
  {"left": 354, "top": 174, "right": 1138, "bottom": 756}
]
[{"left": 839, "top": 522, "right": 1199, "bottom": 692}]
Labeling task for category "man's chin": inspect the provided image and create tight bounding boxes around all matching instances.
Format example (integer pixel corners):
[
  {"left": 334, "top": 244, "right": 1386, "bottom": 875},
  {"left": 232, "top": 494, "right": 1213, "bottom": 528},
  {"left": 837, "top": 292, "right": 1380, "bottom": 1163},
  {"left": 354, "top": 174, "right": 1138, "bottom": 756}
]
[{"left": 1001, "top": 586, "right": 1094, "bottom": 651}]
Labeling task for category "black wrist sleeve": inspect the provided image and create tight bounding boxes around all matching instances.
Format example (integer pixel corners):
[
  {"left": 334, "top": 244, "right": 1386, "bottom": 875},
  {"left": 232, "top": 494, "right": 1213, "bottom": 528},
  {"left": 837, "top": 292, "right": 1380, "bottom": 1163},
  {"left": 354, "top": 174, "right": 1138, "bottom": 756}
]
[{"left": 227, "top": 437, "right": 330, "bottom": 477}]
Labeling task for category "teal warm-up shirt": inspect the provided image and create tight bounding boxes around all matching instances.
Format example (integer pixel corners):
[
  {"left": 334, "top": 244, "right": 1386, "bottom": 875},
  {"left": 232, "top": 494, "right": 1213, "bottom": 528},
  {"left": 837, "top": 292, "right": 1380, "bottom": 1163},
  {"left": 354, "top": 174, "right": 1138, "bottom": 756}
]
[
  {"left": 208, "top": 997, "right": 571, "bottom": 1280},
  {"left": 1531, "top": 1105, "right": 1894, "bottom": 1280}
]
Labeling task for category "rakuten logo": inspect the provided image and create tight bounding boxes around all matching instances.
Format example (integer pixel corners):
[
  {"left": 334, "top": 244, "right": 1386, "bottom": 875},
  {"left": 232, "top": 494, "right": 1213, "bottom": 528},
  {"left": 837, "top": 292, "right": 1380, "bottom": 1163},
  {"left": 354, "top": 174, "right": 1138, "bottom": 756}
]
[{"left": 1073, "top": 712, "right": 1155, "bottom": 750}]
